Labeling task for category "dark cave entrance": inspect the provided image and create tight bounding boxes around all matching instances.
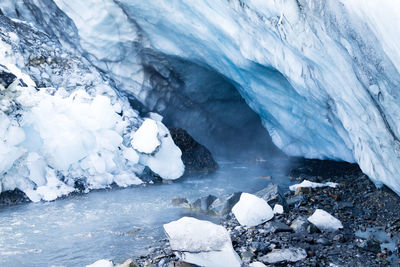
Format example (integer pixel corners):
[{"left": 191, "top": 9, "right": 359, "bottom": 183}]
[{"left": 155, "top": 57, "right": 284, "bottom": 160}]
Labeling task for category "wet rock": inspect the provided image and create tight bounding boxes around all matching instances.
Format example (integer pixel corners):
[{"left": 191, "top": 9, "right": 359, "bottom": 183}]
[
  {"left": 0, "top": 66, "right": 17, "bottom": 89},
  {"left": 168, "top": 128, "right": 218, "bottom": 174},
  {"left": 255, "top": 184, "right": 287, "bottom": 210},
  {"left": 0, "top": 189, "right": 30, "bottom": 206},
  {"left": 209, "top": 192, "right": 241, "bottom": 215},
  {"left": 264, "top": 222, "right": 293, "bottom": 233},
  {"left": 357, "top": 237, "right": 381, "bottom": 253},
  {"left": 260, "top": 248, "right": 307, "bottom": 264},
  {"left": 316, "top": 237, "right": 332, "bottom": 246},
  {"left": 190, "top": 195, "right": 217, "bottom": 212},
  {"left": 286, "top": 195, "right": 304, "bottom": 207},
  {"left": 290, "top": 217, "right": 309, "bottom": 233},
  {"left": 171, "top": 197, "right": 189, "bottom": 207},
  {"left": 337, "top": 201, "right": 353, "bottom": 209}
]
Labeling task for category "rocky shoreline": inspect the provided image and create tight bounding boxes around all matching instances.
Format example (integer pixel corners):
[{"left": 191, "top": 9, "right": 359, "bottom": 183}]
[{"left": 127, "top": 160, "right": 400, "bottom": 267}]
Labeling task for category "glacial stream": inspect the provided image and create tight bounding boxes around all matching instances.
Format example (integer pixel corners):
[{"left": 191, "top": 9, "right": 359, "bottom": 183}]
[{"left": 0, "top": 157, "right": 291, "bottom": 267}]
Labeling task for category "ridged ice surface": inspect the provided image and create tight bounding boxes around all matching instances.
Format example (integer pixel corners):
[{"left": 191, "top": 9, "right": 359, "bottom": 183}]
[
  {"left": 50, "top": 0, "right": 400, "bottom": 194},
  {"left": 0, "top": 1, "right": 400, "bottom": 194}
]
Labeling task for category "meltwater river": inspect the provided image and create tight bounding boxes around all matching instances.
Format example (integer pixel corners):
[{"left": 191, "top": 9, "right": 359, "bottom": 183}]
[{"left": 0, "top": 157, "right": 291, "bottom": 266}]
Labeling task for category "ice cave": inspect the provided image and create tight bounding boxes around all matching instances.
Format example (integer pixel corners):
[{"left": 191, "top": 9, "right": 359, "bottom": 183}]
[{"left": 0, "top": 1, "right": 399, "bottom": 266}]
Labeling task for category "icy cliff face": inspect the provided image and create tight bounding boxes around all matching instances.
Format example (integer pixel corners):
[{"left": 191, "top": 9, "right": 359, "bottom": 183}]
[{"left": 1, "top": 0, "right": 400, "bottom": 194}]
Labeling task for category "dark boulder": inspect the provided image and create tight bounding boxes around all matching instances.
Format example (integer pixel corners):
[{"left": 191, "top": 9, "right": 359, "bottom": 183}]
[
  {"left": 0, "top": 65, "right": 17, "bottom": 89},
  {"left": 168, "top": 127, "right": 218, "bottom": 173},
  {"left": 0, "top": 189, "right": 30, "bottom": 206},
  {"left": 191, "top": 195, "right": 217, "bottom": 212},
  {"left": 209, "top": 192, "right": 242, "bottom": 215},
  {"left": 255, "top": 183, "right": 288, "bottom": 210}
]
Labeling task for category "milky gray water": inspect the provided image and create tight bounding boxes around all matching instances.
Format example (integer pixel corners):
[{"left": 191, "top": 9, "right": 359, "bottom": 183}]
[{"left": 0, "top": 158, "right": 291, "bottom": 267}]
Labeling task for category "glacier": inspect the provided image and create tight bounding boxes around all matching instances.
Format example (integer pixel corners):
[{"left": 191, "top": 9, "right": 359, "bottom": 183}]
[{"left": 0, "top": 0, "right": 400, "bottom": 195}]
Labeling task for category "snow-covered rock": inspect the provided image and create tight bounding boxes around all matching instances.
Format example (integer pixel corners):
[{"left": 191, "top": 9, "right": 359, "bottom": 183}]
[
  {"left": 232, "top": 193, "right": 274, "bottom": 227},
  {"left": 249, "top": 262, "right": 267, "bottom": 267},
  {"left": 308, "top": 209, "right": 343, "bottom": 231},
  {"left": 260, "top": 248, "right": 307, "bottom": 264},
  {"left": 163, "top": 217, "right": 241, "bottom": 267},
  {"left": 289, "top": 180, "right": 339, "bottom": 191}
]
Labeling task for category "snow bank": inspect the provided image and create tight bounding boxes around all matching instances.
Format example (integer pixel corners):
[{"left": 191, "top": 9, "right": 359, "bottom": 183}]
[
  {"left": 232, "top": 193, "right": 274, "bottom": 227},
  {"left": 163, "top": 217, "right": 241, "bottom": 267}
]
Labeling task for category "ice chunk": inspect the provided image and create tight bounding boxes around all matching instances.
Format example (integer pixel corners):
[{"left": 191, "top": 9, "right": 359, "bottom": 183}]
[
  {"left": 232, "top": 193, "right": 274, "bottom": 227},
  {"left": 131, "top": 119, "right": 160, "bottom": 154},
  {"left": 289, "top": 180, "right": 339, "bottom": 191},
  {"left": 34, "top": 168, "right": 74, "bottom": 202},
  {"left": 86, "top": 259, "right": 114, "bottom": 267},
  {"left": 308, "top": 209, "right": 343, "bottom": 231},
  {"left": 113, "top": 173, "right": 143, "bottom": 187},
  {"left": 260, "top": 248, "right": 307, "bottom": 264},
  {"left": 26, "top": 152, "right": 47, "bottom": 187},
  {"left": 144, "top": 122, "right": 184, "bottom": 180},
  {"left": 122, "top": 148, "right": 139, "bottom": 164},
  {"left": 249, "top": 262, "right": 267, "bottom": 267},
  {"left": 273, "top": 204, "right": 284, "bottom": 214},
  {"left": 163, "top": 217, "right": 241, "bottom": 267}
]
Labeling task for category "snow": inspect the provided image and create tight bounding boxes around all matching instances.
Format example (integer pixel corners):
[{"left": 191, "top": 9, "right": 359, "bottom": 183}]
[
  {"left": 86, "top": 259, "right": 114, "bottom": 267},
  {"left": 232, "top": 193, "right": 274, "bottom": 227},
  {"left": 131, "top": 119, "right": 160, "bottom": 154},
  {"left": 289, "top": 180, "right": 339, "bottom": 191},
  {"left": 273, "top": 204, "right": 284, "bottom": 214},
  {"left": 261, "top": 248, "right": 307, "bottom": 264},
  {"left": 308, "top": 209, "right": 343, "bottom": 232},
  {"left": 163, "top": 217, "right": 241, "bottom": 267}
]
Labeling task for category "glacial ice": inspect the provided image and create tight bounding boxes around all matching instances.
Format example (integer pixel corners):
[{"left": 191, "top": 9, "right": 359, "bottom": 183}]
[
  {"left": 42, "top": 0, "right": 400, "bottom": 195},
  {"left": 289, "top": 180, "right": 339, "bottom": 191},
  {"left": 163, "top": 217, "right": 241, "bottom": 267},
  {"left": 232, "top": 193, "right": 274, "bottom": 227},
  {"left": 131, "top": 119, "right": 160, "bottom": 154},
  {"left": 308, "top": 209, "right": 343, "bottom": 232}
]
